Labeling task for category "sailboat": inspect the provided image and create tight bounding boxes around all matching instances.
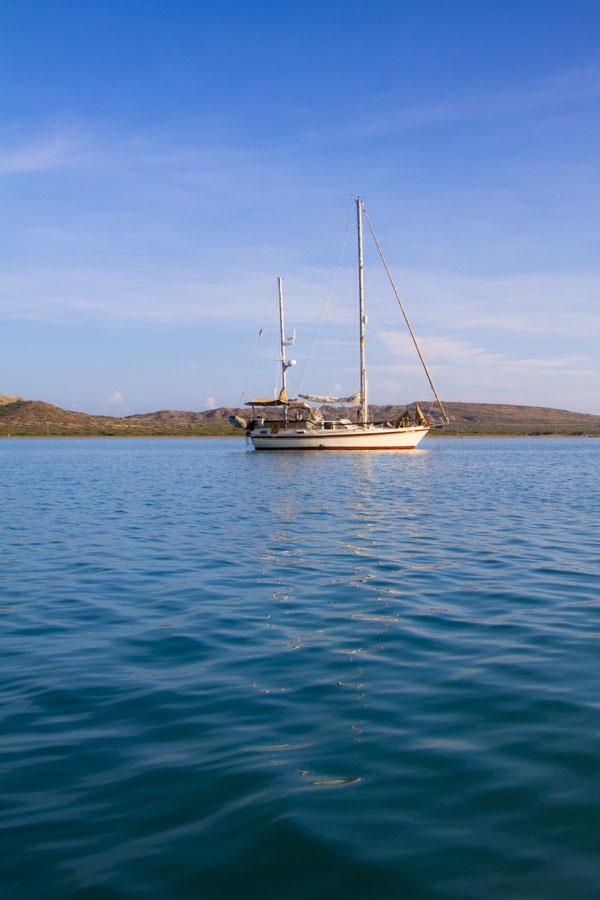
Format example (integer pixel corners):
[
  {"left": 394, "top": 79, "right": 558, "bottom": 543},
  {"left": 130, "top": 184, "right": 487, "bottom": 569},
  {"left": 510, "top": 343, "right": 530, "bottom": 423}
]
[{"left": 234, "top": 198, "right": 448, "bottom": 450}]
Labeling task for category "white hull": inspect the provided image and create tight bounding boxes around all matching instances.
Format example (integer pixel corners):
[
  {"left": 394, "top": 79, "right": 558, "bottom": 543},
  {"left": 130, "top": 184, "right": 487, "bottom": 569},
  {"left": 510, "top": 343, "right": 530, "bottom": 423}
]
[{"left": 250, "top": 425, "right": 429, "bottom": 451}]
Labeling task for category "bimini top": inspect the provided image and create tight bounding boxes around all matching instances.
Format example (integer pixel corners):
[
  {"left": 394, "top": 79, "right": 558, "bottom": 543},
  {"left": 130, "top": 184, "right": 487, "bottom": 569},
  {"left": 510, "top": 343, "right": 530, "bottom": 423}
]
[{"left": 246, "top": 387, "right": 309, "bottom": 409}]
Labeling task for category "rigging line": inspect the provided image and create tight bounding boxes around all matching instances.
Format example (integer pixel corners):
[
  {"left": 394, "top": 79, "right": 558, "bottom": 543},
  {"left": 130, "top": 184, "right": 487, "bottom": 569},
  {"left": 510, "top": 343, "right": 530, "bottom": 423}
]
[
  {"left": 241, "top": 281, "right": 278, "bottom": 403},
  {"left": 297, "top": 201, "right": 352, "bottom": 394},
  {"left": 363, "top": 207, "right": 449, "bottom": 424},
  {"left": 297, "top": 221, "right": 350, "bottom": 392}
]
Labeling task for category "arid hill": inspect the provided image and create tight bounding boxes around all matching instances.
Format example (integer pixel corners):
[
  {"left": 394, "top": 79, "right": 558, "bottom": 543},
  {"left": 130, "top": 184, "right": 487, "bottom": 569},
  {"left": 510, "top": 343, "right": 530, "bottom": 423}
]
[
  {"left": 360, "top": 402, "right": 600, "bottom": 436},
  {"left": 131, "top": 401, "right": 600, "bottom": 435},
  {"left": 126, "top": 407, "right": 243, "bottom": 426},
  {"left": 0, "top": 400, "right": 238, "bottom": 436},
  {"left": 0, "top": 397, "right": 599, "bottom": 436}
]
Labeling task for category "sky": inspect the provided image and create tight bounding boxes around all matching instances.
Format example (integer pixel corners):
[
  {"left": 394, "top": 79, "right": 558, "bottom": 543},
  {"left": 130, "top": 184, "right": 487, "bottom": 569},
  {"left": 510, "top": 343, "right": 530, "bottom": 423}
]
[{"left": 1, "top": 0, "right": 599, "bottom": 414}]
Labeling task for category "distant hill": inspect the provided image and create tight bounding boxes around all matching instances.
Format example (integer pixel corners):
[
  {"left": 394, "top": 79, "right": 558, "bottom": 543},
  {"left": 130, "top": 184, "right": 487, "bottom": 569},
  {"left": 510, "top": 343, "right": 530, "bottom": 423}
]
[
  {"left": 126, "top": 407, "right": 243, "bottom": 426},
  {"left": 1, "top": 397, "right": 599, "bottom": 436},
  {"left": 362, "top": 401, "right": 600, "bottom": 436},
  {"left": 0, "top": 400, "right": 238, "bottom": 436}
]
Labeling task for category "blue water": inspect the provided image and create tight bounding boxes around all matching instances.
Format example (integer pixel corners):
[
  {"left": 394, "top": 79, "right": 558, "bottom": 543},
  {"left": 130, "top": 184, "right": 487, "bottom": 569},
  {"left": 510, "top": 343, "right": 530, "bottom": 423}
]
[{"left": 1, "top": 437, "right": 599, "bottom": 898}]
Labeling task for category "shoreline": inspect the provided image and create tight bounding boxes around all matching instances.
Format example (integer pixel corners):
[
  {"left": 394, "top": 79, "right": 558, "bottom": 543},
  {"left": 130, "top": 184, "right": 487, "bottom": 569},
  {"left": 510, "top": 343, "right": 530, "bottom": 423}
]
[{"left": 1, "top": 433, "right": 598, "bottom": 440}]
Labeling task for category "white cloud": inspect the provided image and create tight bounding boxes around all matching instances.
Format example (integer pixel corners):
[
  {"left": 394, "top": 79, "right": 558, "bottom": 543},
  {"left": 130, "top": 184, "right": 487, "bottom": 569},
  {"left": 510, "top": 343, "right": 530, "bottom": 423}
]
[
  {"left": 364, "top": 268, "right": 600, "bottom": 344},
  {"left": 0, "top": 133, "right": 81, "bottom": 175},
  {"left": 376, "top": 331, "right": 598, "bottom": 412},
  {"left": 97, "top": 390, "right": 128, "bottom": 416},
  {"left": 381, "top": 332, "right": 592, "bottom": 373},
  {"left": 204, "top": 395, "right": 216, "bottom": 409}
]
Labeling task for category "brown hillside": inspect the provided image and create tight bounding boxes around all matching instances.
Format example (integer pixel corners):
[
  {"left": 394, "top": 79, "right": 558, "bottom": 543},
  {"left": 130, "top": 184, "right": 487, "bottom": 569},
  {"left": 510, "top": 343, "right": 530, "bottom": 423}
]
[
  {"left": 1, "top": 398, "right": 599, "bottom": 436},
  {"left": 125, "top": 407, "right": 241, "bottom": 425},
  {"left": 0, "top": 400, "right": 237, "bottom": 436},
  {"left": 372, "top": 402, "right": 600, "bottom": 435}
]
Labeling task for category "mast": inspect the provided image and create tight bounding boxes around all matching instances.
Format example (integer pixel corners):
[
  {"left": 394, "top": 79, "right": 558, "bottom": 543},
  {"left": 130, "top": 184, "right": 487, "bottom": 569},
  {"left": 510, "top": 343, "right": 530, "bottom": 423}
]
[
  {"left": 277, "top": 276, "right": 296, "bottom": 403},
  {"left": 357, "top": 198, "right": 368, "bottom": 425},
  {"left": 277, "top": 276, "right": 288, "bottom": 399}
]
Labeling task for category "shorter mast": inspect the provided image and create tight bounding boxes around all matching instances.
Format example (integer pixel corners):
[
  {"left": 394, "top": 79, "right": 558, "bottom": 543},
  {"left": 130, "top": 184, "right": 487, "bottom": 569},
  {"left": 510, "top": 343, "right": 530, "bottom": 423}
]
[
  {"left": 357, "top": 198, "right": 368, "bottom": 426},
  {"left": 277, "top": 276, "right": 288, "bottom": 401},
  {"left": 276, "top": 276, "right": 296, "bottom": 404}
]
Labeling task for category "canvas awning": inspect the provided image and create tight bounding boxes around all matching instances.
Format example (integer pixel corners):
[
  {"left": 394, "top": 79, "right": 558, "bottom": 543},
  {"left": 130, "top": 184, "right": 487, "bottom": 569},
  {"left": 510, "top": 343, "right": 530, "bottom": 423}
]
[{"left": 299, "top": 391, "right": 361, "bottom": 405}]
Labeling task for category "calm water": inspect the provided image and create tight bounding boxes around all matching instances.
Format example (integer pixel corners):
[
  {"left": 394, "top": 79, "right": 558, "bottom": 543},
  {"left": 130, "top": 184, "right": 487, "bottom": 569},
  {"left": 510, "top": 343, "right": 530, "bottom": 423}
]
[{"left": 1, "top": 437, "right": 599, "bottom": 898}]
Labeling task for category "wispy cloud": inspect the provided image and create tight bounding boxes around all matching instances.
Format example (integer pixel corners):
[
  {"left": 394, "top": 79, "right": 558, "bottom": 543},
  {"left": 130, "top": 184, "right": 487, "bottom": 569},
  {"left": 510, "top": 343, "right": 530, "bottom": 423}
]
[
  {"left": 373, "top": 331, "right": 598, "bottom": 412},
  {"left": 365, "top": 268, "right": 600, "bottom": 343},
  {"left": 0, "top": 261, "right": 358, "bottom": 326},
  {"left": 2, "top": 260, "right": 600, "bottom": 359},
  {"left": 0, "top": 133, "right": 81, "bottom": 175},
  {"left": 342, "top": 63, "right": 600, "bottom": 139},
  {"left": 380, "top": 332, "right": 593, "bottom": 375}
]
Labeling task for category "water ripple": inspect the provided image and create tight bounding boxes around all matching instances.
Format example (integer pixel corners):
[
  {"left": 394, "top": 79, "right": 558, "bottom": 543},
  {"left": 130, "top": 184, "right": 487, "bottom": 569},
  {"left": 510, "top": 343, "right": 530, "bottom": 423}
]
[{"left": 1, "top": 437, "right": 599, "bottom": 898}]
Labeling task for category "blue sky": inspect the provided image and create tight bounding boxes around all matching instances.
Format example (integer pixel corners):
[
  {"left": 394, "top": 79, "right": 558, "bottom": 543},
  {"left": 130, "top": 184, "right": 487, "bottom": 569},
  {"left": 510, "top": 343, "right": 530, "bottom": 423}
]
[{"left": 1, "top": 0, "right": 599, "bottom": 413}]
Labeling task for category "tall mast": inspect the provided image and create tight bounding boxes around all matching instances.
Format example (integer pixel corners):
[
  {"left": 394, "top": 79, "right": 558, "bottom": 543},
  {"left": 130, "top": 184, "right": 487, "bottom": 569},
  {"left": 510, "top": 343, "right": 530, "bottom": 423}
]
[{"left": 357, "top": 197, "right": 368, "bottom": 425}]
